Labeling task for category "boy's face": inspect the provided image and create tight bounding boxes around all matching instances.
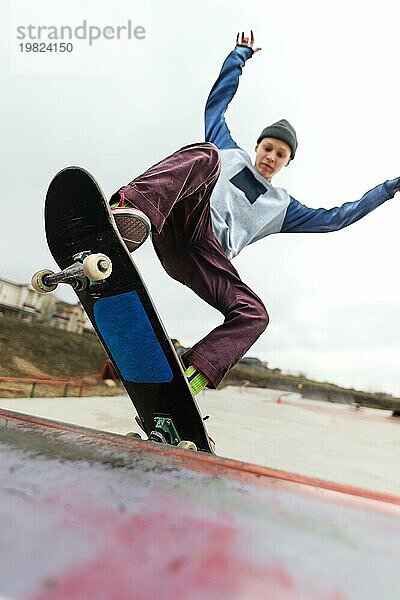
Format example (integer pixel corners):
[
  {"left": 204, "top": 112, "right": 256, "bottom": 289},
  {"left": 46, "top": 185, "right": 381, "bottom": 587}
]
[{"left": 254, "top": 137, "right": 292, "bottom": 181}]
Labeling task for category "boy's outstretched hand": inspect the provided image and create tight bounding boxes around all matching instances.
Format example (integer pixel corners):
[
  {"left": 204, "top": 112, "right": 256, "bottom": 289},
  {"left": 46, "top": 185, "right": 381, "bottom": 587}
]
[{"left": 236, "top": 30, "right": 261, "bottom": 52}]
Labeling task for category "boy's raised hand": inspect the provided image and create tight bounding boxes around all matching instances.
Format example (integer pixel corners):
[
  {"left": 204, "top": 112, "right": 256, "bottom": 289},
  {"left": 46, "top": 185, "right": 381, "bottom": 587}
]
[{"left": 236, "top": 30, "right": 261, "bottom": 52}]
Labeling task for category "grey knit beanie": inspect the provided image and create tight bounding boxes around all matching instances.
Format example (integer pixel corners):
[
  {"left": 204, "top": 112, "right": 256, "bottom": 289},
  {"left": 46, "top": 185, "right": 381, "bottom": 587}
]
[{"left": 257, "top": 119, "right": 298, "bottom": 159}]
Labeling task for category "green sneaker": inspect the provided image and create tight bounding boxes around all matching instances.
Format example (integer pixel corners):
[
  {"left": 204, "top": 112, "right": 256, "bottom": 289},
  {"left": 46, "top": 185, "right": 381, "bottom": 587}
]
[{"left": 185, "top": 365, "right": 209, "bottom": 396}]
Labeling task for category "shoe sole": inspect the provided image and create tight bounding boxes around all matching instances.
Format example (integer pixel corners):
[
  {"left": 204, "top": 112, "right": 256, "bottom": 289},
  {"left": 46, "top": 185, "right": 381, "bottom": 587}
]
[{"left": 113, "top": 213, "right": 150, "bottom": 252}]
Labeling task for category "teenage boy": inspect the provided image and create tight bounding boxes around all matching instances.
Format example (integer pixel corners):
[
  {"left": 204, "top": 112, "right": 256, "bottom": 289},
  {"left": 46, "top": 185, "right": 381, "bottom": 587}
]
[{"left": 110, "top": 31, "right": 399, "bottom": 396}]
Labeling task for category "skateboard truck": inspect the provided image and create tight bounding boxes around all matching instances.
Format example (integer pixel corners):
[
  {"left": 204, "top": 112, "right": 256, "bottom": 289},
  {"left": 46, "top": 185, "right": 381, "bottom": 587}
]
[
  {"left": 31, "top": 251, "right": 112, "bottom": 293},
  {"left": 148, "top": 415, "right": 197, "bottom": 451},
  {"left": 149, "top": 415, "right": 181, "bottom": 445}
]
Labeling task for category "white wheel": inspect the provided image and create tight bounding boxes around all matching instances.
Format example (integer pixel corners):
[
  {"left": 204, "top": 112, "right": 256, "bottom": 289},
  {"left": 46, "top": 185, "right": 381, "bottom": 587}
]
[
  {"left": 125, "top": 432, "right": 142, "bottom": 440},
  {"left": 82, "top": 253, "right": 112, "bottom": 280},
  {"left": 177, "top": 440, "right": 197, "bottom": 451},
  {"left": 31, "top": 269, "right": 57, "bottom": 293}
]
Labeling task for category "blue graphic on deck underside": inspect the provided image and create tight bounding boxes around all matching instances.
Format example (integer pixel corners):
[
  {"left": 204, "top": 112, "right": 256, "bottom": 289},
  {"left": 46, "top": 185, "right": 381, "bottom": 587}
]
[{"left": 93, "top": 291, "right": 173, "bottom": 383}]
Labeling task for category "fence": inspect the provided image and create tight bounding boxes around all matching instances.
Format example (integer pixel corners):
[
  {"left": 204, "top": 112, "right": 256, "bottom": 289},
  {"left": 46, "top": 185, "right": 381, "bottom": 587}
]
[{"left": 0, "top": 376, "right": 84, "bottom": 398}]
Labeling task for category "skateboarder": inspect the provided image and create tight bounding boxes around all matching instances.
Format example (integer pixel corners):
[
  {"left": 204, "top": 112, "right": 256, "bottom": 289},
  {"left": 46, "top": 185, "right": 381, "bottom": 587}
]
[{"left": 110, "top": 31, "right": 400, "bottom": 396}]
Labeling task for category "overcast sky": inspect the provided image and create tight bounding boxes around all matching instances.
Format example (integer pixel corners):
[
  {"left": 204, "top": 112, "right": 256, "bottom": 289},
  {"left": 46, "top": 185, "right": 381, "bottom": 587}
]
[{"left": 1, "top": 0, "right": 400, "bottom": 395}]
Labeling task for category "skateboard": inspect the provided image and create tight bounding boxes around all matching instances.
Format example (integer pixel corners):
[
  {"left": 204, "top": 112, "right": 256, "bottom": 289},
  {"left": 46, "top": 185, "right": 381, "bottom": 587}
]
[{"left": 32, "top": 167, "right": 214, "bottom": 453}]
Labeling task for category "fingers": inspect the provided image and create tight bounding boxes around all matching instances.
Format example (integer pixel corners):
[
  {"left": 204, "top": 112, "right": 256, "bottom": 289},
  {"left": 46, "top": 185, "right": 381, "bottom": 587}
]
[
  {"left": 236, "top": 30, "right": 256, "bottom": 47},
  {"left": 236, "top": 32, "right": 248, "bottom": 45}
]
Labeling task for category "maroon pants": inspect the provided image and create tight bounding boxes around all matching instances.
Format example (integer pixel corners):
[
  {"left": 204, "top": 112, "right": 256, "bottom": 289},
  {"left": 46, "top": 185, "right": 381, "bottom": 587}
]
[{"left": 111, "top": 143, "right": 269, "bottom": 388}]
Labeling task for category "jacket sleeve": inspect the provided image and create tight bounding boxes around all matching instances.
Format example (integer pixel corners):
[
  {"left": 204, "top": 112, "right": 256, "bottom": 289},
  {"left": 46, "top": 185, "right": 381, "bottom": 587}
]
[
  {"left": 205, "top": 45, "right": 254, "bottom": 150},
  {"left": 281, "top": 178, "right": 400, "bottom": 233}
]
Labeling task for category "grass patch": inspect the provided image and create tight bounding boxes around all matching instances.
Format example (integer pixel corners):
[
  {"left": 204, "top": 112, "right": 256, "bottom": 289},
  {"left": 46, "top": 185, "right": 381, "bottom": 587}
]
[{"left": 0, "top": 316, "right": 107, "bottom": 378}]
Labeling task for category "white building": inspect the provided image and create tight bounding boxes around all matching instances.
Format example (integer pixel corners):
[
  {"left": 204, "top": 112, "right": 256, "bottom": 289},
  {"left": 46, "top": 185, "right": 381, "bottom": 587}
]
[{"left": 0, "top": 276, "right": 89, "bottom": 334}]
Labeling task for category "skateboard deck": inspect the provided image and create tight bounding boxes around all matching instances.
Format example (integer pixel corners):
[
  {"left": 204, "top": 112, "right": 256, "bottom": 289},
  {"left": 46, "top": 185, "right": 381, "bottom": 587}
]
[{"left": 34, "top": 167, "right": 214, "bottom": 453}]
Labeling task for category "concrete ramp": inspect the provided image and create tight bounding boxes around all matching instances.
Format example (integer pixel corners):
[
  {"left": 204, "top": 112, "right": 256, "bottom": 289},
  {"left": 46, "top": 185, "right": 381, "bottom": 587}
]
[{"left": 1, "top": 408, "right": 400, "bottom": 599}]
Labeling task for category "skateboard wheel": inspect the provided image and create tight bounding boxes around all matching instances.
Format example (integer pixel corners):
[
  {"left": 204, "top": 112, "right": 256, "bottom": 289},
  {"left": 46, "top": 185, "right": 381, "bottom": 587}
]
[
  {"left": 82, "top": 253, "right": 112, "bottom": 280},
  {"left": 125, "top": 432, "right": 143, "bottom": 440},
  {"left": 177, "top": 440, "right": 197, "bottom": 451},
  {"left": 31, "top": 269, "right": 57, "bottom": 293}
]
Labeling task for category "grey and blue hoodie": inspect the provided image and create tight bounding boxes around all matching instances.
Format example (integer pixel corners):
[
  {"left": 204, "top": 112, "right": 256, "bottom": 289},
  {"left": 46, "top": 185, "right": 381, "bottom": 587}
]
[{"left": 206, "top": 45, "right": 399, "bottom": 260}]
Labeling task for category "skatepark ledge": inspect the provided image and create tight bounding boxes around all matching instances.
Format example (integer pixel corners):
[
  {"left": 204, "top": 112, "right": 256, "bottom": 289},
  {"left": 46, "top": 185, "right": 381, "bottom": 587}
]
[{"left": 1, "top": 407, "right": 400, "bottom": 599}]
